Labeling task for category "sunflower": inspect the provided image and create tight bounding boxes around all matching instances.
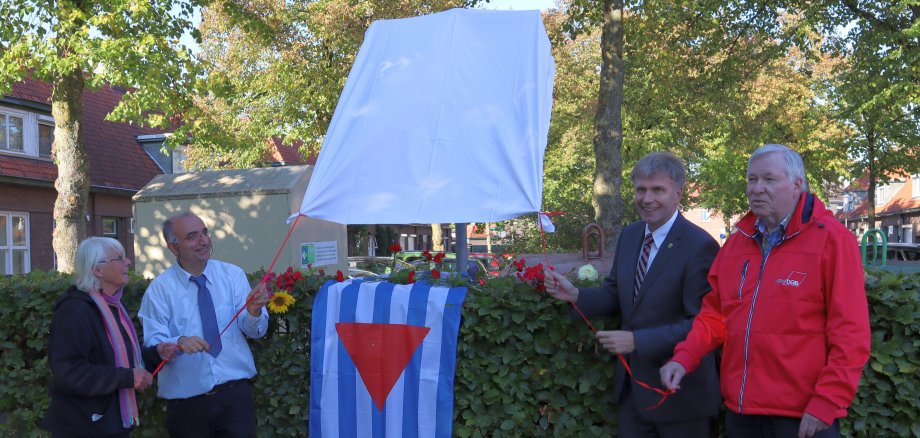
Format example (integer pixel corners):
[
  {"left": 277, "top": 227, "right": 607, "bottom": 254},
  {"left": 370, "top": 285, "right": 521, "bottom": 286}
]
[{"left": 267, "top": 291, "right": 296, "bottom": 314}]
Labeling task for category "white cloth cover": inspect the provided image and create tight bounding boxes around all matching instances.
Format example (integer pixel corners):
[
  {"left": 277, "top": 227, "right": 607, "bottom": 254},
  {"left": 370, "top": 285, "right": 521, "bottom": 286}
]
[{"left": 295, "top": 8, "right": 555, "bottom": 224}]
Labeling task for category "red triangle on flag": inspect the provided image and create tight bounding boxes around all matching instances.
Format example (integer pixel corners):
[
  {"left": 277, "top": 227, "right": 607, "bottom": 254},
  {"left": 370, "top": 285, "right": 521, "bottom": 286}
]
[{"left": 336, "top": 322, "right": 431, "bottom": 411}]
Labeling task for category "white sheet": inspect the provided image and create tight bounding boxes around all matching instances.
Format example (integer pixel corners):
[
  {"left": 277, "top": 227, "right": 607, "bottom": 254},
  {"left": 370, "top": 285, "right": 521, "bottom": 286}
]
[{"left": 295, "top": 8, "right": 555, "bottom": 224}]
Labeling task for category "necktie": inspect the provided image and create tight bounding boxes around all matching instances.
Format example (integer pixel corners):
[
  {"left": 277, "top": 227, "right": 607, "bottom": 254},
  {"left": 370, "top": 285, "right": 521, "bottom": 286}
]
[
  {"left": 634, "top": 233, "right": 655, "bottom": 303},
  {"left": 190, "top": 274, "right": 221, "bottom": 357}
]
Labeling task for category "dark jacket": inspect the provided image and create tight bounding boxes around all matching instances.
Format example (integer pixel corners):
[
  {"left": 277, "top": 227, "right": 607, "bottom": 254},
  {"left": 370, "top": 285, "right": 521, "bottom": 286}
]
[
  {"left": 576, "top": 214, "right": 721, "bottom": 423},
  {"left": 42, "top": 286, "right": 161, "bottom": 436}
]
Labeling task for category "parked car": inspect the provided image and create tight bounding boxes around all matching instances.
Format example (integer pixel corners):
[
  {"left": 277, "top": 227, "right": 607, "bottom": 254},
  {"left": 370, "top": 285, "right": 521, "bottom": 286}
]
[
  {"left": 469, "top": 253, "right": 503, "bottom": 276},
  {"left": 865, "top": 242, "right": 920, "bottom": 264},
  {"left": 347, "top": 256, "right": 414, "bottom": 276},
  {"left": 394, "top": 251, "right": 429, "bottom": 263},
  {"left": 411, "top": 257, "right": 489, "bottom": 279},
  {"left": 347, "top": 267, "right": 379, "bottom": 278}
]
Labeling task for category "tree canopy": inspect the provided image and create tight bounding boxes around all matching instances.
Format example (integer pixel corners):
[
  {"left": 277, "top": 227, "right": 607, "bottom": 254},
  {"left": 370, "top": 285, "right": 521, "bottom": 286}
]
[{"left": 0, "top": 0, "right": 204, "bottom": 271}]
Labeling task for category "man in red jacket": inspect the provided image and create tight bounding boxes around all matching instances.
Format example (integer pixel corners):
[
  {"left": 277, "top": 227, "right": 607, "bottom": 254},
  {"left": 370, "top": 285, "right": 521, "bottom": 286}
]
[{"left": 660, "top": 144, "right": 870, "bottom": 438}]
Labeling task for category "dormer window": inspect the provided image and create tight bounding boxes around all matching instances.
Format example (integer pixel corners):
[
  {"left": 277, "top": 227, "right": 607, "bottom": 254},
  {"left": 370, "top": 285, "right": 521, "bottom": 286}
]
[
  {"left": 38, "top": 118, "right": 54, "bottom": 158},
  {"left": 875, "top": 185, "right": 888, "bottom": 205},
  {"left": 0, "top": 109, "right": 25, "bottom": 152},
  {"left": 0, "top": 106, "right": 54, "bottom": 158}
]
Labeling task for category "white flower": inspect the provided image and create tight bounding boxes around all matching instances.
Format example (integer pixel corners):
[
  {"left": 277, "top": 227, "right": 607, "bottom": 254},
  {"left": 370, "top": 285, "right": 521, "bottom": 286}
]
[{"left": 577, "top": 264, "right": 599, "bottom": 281}]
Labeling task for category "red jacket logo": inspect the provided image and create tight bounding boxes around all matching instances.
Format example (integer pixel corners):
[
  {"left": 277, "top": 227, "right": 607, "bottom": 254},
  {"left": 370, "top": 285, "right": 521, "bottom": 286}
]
[{"left": 776, "top": 271, "right": 807, "bottom": 287}]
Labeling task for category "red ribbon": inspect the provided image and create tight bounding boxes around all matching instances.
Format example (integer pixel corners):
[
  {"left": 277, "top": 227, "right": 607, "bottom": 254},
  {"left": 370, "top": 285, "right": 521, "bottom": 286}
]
[
  {"left": 152, "top": 214, "right": 303, "bottom": 377},
  {"left": 536, "top": 212, "right": 674, "bottom": 410}
]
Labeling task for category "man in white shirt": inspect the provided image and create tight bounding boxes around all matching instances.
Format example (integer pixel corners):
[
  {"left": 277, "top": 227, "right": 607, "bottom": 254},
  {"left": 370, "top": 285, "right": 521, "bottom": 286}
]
[{"left": 139, "top": 212, "right": 270, "bottom": 437}]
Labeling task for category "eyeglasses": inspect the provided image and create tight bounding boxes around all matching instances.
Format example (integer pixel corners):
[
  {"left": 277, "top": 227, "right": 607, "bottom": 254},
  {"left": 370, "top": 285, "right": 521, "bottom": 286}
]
[
  {"left": 97, "top": 255, "right": 128, "bottom": 264},
  {"left": 184, "top": 229, "right": 210, "bottom": 242}
]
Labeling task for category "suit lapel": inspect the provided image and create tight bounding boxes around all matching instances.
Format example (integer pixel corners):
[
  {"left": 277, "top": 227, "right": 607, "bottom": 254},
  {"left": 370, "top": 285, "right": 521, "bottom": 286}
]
[{"left": 630, "top": 215, "right": 685, "bottom": 314}]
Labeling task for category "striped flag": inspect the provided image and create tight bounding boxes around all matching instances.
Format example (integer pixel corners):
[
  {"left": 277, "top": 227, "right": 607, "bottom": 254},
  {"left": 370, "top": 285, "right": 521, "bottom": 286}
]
[{"left": 310, "top": 279, "right": 467, "bottom": 437}]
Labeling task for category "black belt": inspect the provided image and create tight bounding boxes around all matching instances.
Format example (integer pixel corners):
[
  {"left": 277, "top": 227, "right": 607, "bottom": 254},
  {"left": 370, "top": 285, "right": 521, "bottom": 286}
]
[{"left": 193, "top": 379, "right": 247, "bottom": 399}]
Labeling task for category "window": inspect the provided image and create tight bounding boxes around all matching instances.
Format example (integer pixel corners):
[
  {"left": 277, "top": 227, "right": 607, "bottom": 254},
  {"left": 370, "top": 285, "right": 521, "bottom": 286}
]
[
  {"left": 701, "top": 209, "right": 712, "bottom": 223},
  {"left": 913, "top": 175, "right": 919, "bottom": 199},
  {"left": 0, "top": 107, "right": 54, "bottom": 158},
  {"left": 876, "top": 185, "right": 889, "bottom": 205},
  {"left": 38, "top": 122, "right": 54, "bottom": 158},
  {"left": 0, "top": 212, "right": 30, "bottom": 275},
  {"left": 0, "top": 110, "right": 25, "bottom": 152},
  {"left": 102, "top": 217, "right": 119, "bottom": 239}
]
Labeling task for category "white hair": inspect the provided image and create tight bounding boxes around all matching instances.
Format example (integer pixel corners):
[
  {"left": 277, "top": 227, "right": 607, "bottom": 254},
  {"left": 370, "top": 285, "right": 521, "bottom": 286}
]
[
  {"left": 749, "top": 143, "right": 808, "bottom": 192},
  {"left": 74, "top": 237, "right": 125, "bottom": 293}
]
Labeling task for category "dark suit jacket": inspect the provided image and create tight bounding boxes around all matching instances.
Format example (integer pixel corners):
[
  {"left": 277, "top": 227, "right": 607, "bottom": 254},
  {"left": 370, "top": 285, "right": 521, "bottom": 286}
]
[{"left": 575, "top": 214, "right": 721, "bottom": 423}]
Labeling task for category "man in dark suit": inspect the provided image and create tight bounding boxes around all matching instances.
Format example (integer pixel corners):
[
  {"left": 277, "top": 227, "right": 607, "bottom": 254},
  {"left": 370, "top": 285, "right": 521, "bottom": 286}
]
[{"left": 544, "top": 151, "right": 721, "bottom": 437}]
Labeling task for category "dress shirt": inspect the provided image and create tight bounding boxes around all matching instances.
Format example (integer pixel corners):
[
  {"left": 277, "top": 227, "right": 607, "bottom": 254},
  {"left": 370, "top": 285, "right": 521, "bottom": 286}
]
[
  {"left": 138, "top": 259, "right": 269, "bottom": 399},
  {"left": 642, "top": 209, "right": 679, "bottom": 269},
  {"left": 754, "top": 210, "right": 794, "bottom": 256}
]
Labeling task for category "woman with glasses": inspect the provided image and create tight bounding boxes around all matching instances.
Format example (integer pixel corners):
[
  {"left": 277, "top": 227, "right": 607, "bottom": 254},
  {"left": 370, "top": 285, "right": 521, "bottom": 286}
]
[{"left": 43, "top": 237, "right": 178, "bottom": 437}]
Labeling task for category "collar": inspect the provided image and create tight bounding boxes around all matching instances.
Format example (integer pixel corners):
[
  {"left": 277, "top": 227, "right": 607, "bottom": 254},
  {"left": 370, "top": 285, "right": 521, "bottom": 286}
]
[
  {"left": 754, "top": 209, "right": 793, "bottom": 237},
  {"left": 737, "top": 192, "right": 822, "bottom": 238},
  {"left": 645, "top": 209, "right": 679, "bottom": 247},
  {"left": 175, "top": 261, "right": 212, "bottom": 285}
]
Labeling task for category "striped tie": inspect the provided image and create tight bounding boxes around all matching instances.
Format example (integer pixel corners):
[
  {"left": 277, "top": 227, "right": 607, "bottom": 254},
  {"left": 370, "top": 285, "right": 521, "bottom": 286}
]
[{"left": 634, "top": 233, "right": 655, "bottom": 303}]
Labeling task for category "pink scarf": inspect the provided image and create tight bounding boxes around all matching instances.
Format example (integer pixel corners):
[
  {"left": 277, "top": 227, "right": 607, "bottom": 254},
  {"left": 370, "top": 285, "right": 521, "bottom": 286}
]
[{"left": 88, "top": 287, "right": 144, "bottom": 428}]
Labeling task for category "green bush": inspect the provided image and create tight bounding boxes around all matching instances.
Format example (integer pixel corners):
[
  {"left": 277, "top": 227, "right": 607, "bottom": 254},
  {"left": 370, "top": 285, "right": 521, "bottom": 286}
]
[
  {"left": 843, "top": 268, "right": 920, "bottom": 438},
  {"left": 1, "top": 268, "right": 917, "bottom": 437}
]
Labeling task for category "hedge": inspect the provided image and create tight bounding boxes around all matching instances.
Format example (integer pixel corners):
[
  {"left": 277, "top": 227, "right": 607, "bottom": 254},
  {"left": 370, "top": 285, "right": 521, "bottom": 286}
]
[{"left": 1, "top": 267, "right": 917, "bottom": 437}]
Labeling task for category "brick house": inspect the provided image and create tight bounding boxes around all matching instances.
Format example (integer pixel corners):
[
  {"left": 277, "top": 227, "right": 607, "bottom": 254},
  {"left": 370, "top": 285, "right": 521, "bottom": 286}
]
[
  {"left": 0, "top": 78, "right": 166, "bottom": 274},
  {"left": 836, "top": 173, "right": 920, "bottom": 243}
]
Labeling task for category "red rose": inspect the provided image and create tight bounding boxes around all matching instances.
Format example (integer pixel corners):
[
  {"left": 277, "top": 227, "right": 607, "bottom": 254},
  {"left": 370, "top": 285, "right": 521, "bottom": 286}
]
[
  {"left": 431, "top": 269, "right": 441, "bottom": 278},
  {"left": 389, "top": 243, "right": 402, "bottom": 253},
  {"left": 307, "top": 263, "right": 313, "bottom": 269},
  {"left": 514, "top": 259, "right": 526, "bottom": 272},
  {"left": 523, "top": 263, "right": 544, "bottom": 282},
  {"left": 422, "top": 250, "right": 432, "bottom": 261},
  {"left": 335, "top": 270, "right": 344, "bottom": 282},
  {"left": 434, "top": 252, "right": 445, "bottom": 263},
  {"left": 293, "top": 271, "right": 303, "bottom": 281},
  {"left": 408, "top": 271, "right": 416, "bottom": 284},
  {"left": 318, "top": 269, "right": 325, "bottom": 276}
]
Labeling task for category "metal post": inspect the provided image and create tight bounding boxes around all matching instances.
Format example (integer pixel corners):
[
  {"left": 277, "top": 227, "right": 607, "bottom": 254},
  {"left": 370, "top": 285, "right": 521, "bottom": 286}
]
[{"left": 456, "top": 222, "right": 468, "bottom": 275}]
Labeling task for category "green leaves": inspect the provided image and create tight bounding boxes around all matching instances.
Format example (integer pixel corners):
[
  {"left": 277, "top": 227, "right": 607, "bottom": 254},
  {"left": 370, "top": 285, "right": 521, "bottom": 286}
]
[{"left": 843, "top": 268, "right": 920, "bottom": 437}]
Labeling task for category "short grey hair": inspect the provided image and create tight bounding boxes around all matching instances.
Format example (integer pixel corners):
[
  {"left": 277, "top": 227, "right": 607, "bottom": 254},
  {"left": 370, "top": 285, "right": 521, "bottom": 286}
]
[
  {"left": 631, "top": 151, "right": 687, "bottom": 190},
  {"left": 162, "top": 212, "right": 198, "bottom": 244},
  {"left": 74, "top": 237, "right": 125, "bottom": 293},
  {"left": 749, "top": 144, "right": 807, "bottom": 192}
]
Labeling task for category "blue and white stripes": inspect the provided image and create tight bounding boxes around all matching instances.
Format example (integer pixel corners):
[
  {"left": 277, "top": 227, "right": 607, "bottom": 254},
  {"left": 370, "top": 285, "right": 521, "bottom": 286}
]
[{"left": 310, "top": 279, "right": 467, "bottom": 437}]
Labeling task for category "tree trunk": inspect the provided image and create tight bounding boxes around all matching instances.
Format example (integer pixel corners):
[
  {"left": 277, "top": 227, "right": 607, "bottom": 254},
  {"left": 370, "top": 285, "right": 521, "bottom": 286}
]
[
  {"left": 592, "top": 0, "right": 626, "bottom": 253},
  {"left": 866, "top": 127, "right": 876, "bottom": 231},
  {"left": 51, "top": 68, "right": 89, "bottom": 273},
  {"left": 431, "top": 224, "right": 444, "bottom": 251}
]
